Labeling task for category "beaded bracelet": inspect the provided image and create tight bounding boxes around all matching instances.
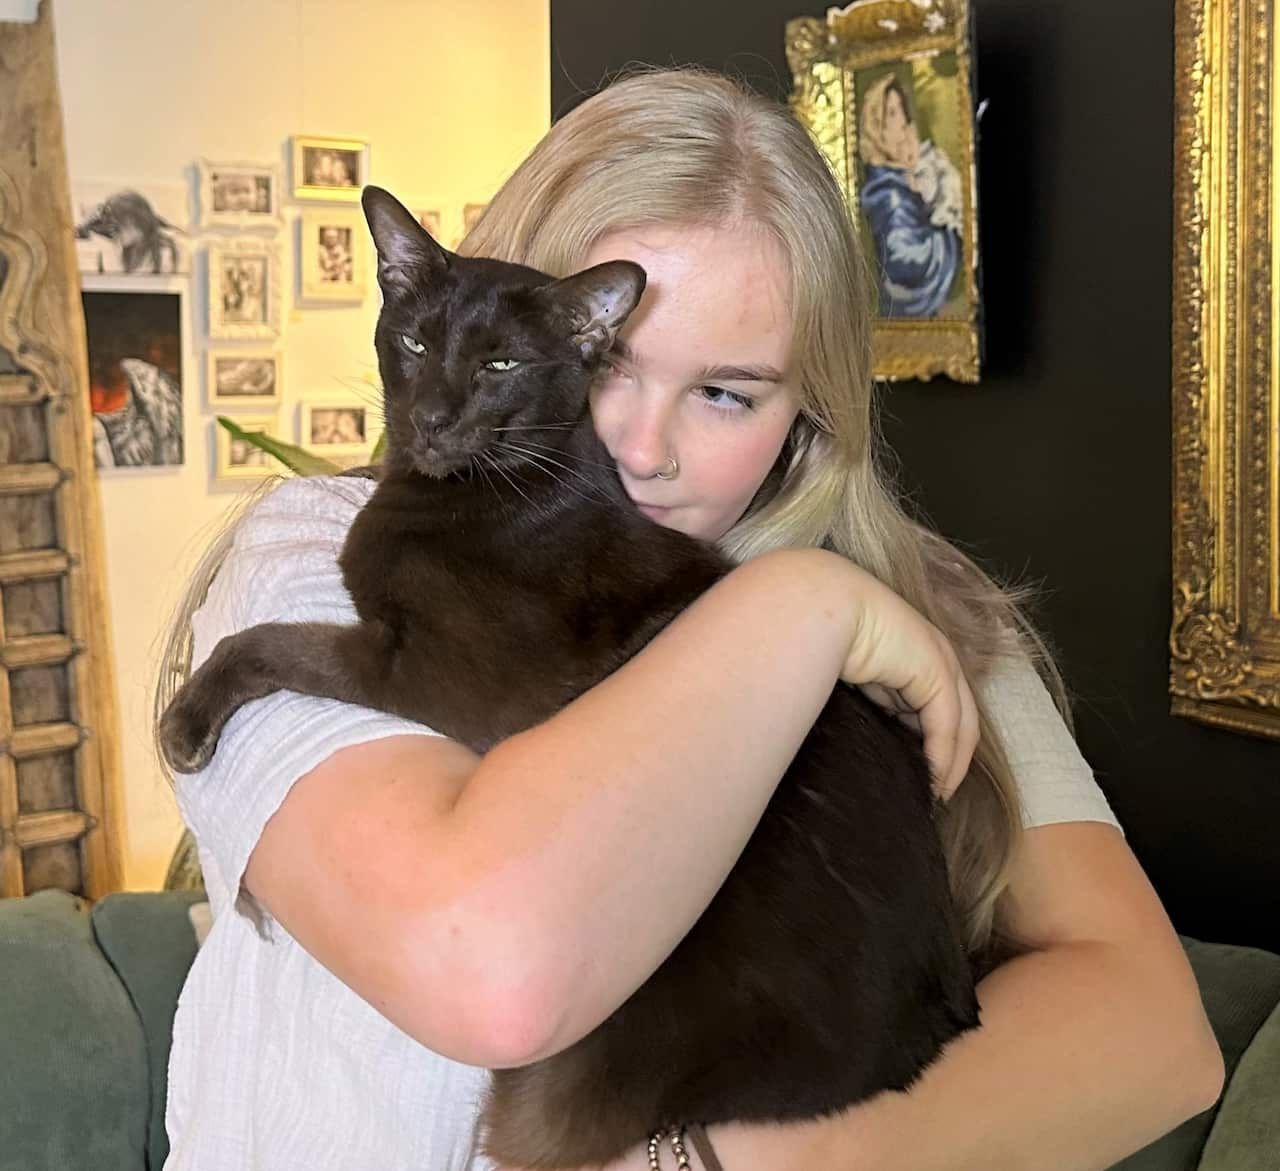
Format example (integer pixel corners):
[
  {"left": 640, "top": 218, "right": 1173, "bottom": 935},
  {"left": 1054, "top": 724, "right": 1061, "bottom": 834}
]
[
  {"left": 646, "top": 1125, "right": 691, "bottom": 1170},
  {"left": 647, "top": 1123, "right": 725, "bottom": 1171}
]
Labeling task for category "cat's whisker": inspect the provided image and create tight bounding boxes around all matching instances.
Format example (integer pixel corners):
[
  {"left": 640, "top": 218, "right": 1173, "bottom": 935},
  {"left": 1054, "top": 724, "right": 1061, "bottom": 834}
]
[
  {"left": 482, "top": 451, "right": 537, "bottom": 508},
  {"left": 498, "top": 441, "right": 610, "bottom": 499},
  {"left": 504, "top": 438, "right": 615, "bottom": 472},
  {"left": 472, "top": 453, "right": 498, "bottom": 495},
  {"left": 496, "top": 443, "right": 609, "bottom": 507},
  {"left": 490, "top": 422, "right": 577, "bottom": 432}
]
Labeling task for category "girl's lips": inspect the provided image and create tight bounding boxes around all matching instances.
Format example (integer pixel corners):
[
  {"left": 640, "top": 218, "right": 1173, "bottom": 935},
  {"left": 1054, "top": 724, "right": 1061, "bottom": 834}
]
[{"left": 633, "top": 502, "right": 674, "bottom": 521}]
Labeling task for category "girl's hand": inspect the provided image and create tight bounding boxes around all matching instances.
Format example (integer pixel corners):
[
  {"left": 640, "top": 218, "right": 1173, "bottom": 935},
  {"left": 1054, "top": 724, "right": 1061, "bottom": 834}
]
[{"left": 833, "top": 558, "right": 978, "bottom": 799}]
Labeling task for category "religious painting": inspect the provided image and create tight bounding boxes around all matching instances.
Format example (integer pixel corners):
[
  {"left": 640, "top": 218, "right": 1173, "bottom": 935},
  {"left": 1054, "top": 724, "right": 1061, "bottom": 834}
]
[{"left": 787, "top": 0, "right": 982, "bottom": 381}]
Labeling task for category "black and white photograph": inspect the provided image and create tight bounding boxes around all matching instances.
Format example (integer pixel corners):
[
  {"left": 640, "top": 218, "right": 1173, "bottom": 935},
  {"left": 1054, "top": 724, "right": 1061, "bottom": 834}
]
[
  {"left": 82, "top": 290, "right": 184, "bottom": 468},
  {"left": 299, "top": 209, "right": 367, "bottom": 301},
  {"left": 207, "top": 239, "right": 281, "bottom": 339},
  {"left": 73, "top": 183, "right": 189, "bottom": 275},
  {"left": 197, "top": 160, "right": 282, "bottom": 229},
  {"left": 214, "top": 415, "right": 278, "bottom": 481},
  {"left": 207, "top": 350, "right": 282, "bottom": 409},
  {"left": 299, "top": 400, "right": 375, "bottom": 458},
  {"left": 291, "top": 134, "right": 370, "bottom": 202}
]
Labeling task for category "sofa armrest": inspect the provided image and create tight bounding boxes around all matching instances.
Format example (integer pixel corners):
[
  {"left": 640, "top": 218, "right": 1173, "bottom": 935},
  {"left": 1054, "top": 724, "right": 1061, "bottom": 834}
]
[
  {"left": 1106, "top": 936, "right": 1280, "bottom": 1171},
  {"left": 1197, "top": 998, "right": 1280, "bottom": 1168}
]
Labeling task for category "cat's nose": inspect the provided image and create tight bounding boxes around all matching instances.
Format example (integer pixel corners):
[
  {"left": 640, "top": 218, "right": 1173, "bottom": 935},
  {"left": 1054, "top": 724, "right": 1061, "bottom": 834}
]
[{"left": 414, "top": 407, "right": 455, "bottom": 437}]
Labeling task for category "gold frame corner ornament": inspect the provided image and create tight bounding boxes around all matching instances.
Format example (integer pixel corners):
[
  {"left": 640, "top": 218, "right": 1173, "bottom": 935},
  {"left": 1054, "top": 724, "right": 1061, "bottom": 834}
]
[{"left": 1170, "top": 0, "right": 1280, "bottom": 738}]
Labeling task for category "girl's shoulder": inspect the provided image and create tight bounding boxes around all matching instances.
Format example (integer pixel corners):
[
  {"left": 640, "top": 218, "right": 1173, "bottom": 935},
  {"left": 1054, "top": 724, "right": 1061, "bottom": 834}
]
[{"left": 233, "top": 473, "right": 378, "bottom": 552}]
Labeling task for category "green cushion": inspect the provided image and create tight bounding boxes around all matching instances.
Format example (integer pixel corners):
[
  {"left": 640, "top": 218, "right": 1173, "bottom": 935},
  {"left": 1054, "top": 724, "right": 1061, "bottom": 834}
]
[
  {"left": 1198, "top": 999, "right": 1280, "bottom": 1168},
  {"left": 1107, "top": 936, "right": 1280, "bottom": 1171},
  {"left": 90, "top": 891, "right": 204, "bottom": 1171},
  {"left": 0, "top": 889, "right": 148, "bottom": 1171}
]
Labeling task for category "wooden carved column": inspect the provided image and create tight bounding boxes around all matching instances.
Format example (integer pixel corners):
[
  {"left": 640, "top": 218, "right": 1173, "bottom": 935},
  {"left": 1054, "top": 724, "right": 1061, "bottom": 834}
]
[{"left": 0, "top": 0, "right": 124, "bottom": 898}]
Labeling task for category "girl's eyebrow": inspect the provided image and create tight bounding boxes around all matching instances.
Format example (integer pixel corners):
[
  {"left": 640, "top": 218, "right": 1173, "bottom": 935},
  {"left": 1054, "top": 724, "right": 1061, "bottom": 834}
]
[{"left": 611, "top": 338, "right": 785, "bottom": 384}]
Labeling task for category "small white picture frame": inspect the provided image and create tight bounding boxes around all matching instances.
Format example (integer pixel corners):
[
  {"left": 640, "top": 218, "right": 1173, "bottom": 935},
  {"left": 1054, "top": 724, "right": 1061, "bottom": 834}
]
[
  {"left": 299, "top": 399, "right": 375, "bottom": 458},
  {"left": 206, "top": 348, "right": 283, "bottom": 409},
  {"left": 214, "top": 414, "right": 279, "bottom": 481},
  {"left": 207, "top": 239, "right": 281, "bottom": 339},
  {"left": 197, "top": 160, "right": 283, "bottom": 230},
  {"left": 290, "top": 134, "right": 370, "bottom": 202},
  {"left": 298, "top": 208, "right": 368, "bottom": 303}
]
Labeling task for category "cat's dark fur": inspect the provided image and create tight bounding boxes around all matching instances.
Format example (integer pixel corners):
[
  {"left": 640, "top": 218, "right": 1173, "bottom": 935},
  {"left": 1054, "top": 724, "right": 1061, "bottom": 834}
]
[{"left": 159, "top": 187, "right": 980, "bottom": 1168}]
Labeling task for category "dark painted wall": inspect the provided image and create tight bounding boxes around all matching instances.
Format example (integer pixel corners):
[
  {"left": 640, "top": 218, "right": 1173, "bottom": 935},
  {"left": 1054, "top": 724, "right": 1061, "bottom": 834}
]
[{"left": 550, "top": 0, "right": 1279, "bottom": 953}]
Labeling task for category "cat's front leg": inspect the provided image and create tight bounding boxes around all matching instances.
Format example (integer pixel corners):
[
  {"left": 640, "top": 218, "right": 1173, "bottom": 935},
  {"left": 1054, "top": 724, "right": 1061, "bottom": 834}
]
[{"left": 159, "top": 620, "right": 380, "bottom": 774}]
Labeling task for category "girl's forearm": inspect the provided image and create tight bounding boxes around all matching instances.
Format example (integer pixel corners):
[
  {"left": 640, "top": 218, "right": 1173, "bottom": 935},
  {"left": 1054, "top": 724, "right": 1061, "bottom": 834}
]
[
  {"left": 706, "top": 941, "right": 1224, "bottom": 1171},
  {"left": 438, "top": 548, "right": 858, "bottom": 1062}
]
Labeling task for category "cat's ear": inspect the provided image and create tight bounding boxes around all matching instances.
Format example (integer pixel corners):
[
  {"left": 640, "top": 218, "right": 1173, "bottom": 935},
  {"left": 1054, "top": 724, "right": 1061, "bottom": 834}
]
[
  {"left": 539, "top": 261, "right": 647, "bottom": 362},
  {"left": 362, "top": 186, "right": 450, "bottom": 295}
]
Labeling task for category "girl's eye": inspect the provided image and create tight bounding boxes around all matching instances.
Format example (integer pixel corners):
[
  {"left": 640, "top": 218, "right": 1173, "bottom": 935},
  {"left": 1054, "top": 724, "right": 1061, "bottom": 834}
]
[
  {"left": 484, "top": 359, "right": 520, "bottom": 371},
  {"left": 400, "top": 335, "right": 426, "bottom": 355},
  {"left": 699, "top": 385, "right": 755, "bottom": 413}
]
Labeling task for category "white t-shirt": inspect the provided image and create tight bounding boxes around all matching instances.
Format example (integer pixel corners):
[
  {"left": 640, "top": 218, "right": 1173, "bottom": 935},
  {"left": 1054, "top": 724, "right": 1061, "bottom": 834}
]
[{"left": 163, "top": 475, "right": 1121, "bottom": 1171}]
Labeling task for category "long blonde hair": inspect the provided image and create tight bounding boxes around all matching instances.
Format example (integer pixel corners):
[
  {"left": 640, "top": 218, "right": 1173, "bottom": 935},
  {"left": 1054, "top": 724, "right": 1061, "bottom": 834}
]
[
  {"left": 464, "top": 67, "right": 1056, "bottom": 966},
  {"left": 159, "top": 67, "right": 1064, "bottom": 968}
]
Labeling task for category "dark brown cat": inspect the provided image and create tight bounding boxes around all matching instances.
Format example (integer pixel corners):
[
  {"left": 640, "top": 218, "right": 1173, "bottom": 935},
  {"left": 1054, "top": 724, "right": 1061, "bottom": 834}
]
[{"left": 159, "top": 186, "right": 980, "bottom": 1169}]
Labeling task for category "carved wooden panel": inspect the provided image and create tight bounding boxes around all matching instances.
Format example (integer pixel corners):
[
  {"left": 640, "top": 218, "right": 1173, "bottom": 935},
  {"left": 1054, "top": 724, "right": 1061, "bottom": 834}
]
[{"left": 0, "top": 0, "right": 124, "bottom": 897}]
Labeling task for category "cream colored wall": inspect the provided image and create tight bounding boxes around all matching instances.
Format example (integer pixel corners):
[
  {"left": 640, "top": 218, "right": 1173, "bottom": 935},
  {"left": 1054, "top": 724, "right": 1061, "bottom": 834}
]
[{"left": 53, "top": 0, "right": 550, "bottom": 890}]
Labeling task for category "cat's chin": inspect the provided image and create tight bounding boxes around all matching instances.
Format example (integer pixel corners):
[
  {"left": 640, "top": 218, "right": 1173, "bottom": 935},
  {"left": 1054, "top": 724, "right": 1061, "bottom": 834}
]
[{"left": 405, "top": 448, "right": 473, "bottom": 480}]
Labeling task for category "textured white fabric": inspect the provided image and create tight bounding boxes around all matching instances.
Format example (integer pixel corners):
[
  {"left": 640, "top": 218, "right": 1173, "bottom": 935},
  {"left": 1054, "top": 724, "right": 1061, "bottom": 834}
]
[
  {"left": 164, "top": 474, "right": 1120, "bottom": 1170},
  {"left": 978, "top": 655, "right": 1122, "bottom": 834},
  {"left": 164, "top": 475, "right": 493, "bottom": 1171}
]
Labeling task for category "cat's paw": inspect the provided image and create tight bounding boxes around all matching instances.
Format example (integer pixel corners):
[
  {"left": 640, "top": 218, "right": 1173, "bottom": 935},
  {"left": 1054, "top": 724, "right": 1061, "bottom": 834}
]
[{"left": 158, "top": 698, "right": 223, "bottom": 775}]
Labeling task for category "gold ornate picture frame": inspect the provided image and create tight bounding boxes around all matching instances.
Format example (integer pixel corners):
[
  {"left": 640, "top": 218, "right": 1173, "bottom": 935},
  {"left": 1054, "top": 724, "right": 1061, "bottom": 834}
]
[
  {"left": 1170, "top": 0, "right": 1280, "bottom": 738},
  {"left": 787, "top": 0, "right": 981, "bottom": 382}
]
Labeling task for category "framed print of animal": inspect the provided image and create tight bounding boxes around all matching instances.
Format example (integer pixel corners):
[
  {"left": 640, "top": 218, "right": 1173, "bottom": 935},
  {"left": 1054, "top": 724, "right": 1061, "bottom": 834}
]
[
  {"left": 197, "top": 160, "right": 283, "bottom": 230},
  {"left": 81, "top": 290, "right": 184, "bottom": 468},
  {"left": 1170, "top": 0, "right": 1280, "bottom": 738},
  {"left": 207, "top": 349, "right": 283, "bottom": 410},
  {"left": 207, "top": 238, "right": 282, "bottom": 340},
  {"left": 214, "top": 414, "right": 278, "bottom": 481},
  {"left": 298, "top": 208, "right": 368, "bottom": 303},
  {"left": 290, "top": 134, "right": 369, "bottom": 202},
  {"left": 73, "top": 182, "right": 189, "bottom": 276},
  {"left": 787, "top": 0, "right": 982, "bottom": 382}
]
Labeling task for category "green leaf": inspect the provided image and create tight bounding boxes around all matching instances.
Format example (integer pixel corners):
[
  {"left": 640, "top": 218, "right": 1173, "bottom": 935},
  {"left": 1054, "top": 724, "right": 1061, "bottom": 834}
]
[
  {"left": 370, "top": 428, "right": 387, "bottom": 464},
  {"left": 216, "top": 415, "right": 342, "bottom": 477}
]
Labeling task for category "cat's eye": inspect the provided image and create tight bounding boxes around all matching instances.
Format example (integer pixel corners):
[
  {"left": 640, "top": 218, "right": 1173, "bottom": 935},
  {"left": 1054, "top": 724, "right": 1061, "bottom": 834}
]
[
  {"left": 484, "top": 359, "right": 520, "bottom": 371},
  {"left": 400, "top": 334, "right": 426, "bottom": 356}
]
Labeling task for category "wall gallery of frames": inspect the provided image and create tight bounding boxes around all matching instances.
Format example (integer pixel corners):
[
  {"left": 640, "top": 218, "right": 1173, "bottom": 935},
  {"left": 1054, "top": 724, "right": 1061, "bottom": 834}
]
[{"left": 75, "top": 144, "right": 489, "bottom": 482}]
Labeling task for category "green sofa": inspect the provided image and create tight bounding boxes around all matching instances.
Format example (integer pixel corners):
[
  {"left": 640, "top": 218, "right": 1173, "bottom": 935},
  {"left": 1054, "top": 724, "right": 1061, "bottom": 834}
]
[{"left": 0, "top": 889, "right": 1277, "bottom": 1170}]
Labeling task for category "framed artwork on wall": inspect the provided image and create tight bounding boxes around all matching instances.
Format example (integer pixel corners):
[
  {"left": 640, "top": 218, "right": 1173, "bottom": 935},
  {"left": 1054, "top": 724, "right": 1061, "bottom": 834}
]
[
  {"left": 786, "top": 0, "right": 982, "bottom": 382},
  {"left": 299, "top": 399, "right": 376, "bottom": 459},
  {"left": 207, "top": 238, "right": 281, "bottom": 340},
  {"left": 1169, "top": 0, "right": 1280, "bottom": 739},
  {"left": 72, "top": 182, "right": 190, "bottom": 276},
  {"left": 81, "top": 289, "right": 184, "bottom": 468},
  {"left": 290, "top": 134, "right": 369, "bottom": 202},
  {"left": 197, "top": 159, "right": 283, "bottom": 230},
  {"left": 298, "top": 208, "right": 368, "bottom": 302},
  {"left": 214, "top": 414, "right": 278, "bottom": 481},
  {"left": 206, "top": 348, "right": 283, "bottom": 410}
]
